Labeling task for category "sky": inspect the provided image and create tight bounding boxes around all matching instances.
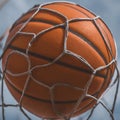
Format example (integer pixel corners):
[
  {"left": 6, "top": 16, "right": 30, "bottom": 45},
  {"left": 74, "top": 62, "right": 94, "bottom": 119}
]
[{"left": 0, "top": 0, "right": 120, "bottom": 120}]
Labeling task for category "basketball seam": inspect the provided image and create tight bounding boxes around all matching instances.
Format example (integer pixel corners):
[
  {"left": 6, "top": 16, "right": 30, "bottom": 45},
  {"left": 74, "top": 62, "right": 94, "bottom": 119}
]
[
  {"left": 32, "top": 2, "right": 95, "bottom": 18},
  {"left": 3, "top": 3, "right": 115, "bottom": 118},
  {"left": 8, "top": 45, "right": 106, "bottom": 79},
  {"left": 69, "top": 28, "right": 108, "bottom": 64},
  {"left": 5, "top": 76, "right": 97, "bottom": 105},
  {"left": 12, "top": 19, "right": 108, "bottom": 65},
  {"left": 52, "top": 3, "right": 93, "bottom": 17},
  {"left": 5, "top": 77, "right": 78, "bottom": 104},
  {"left": 9, "top": 3, "right": 111, "bottom": 65},
  {"left": 10, "top": 2, "right": 95, "bottom": 33},
  {"left": 11, "top": 1, "right": 114, "bottom": 61}
]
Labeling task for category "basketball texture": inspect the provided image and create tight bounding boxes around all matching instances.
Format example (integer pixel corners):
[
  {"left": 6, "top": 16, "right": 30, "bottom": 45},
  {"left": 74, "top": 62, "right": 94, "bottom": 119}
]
[{"left": 2, "top": 2, "right": 116, "bottom": 119}]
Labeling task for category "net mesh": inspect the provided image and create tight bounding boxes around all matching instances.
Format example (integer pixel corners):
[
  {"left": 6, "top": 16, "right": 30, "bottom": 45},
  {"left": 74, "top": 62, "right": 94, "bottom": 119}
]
[{"left": 0, "top": 2, "right": 119, "bottom": 120}]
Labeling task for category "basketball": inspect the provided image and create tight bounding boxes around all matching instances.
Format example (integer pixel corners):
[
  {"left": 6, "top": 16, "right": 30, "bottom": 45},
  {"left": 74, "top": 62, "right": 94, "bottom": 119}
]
[{"left": 2, "top": 1, "right": 116, "bottom": 119}]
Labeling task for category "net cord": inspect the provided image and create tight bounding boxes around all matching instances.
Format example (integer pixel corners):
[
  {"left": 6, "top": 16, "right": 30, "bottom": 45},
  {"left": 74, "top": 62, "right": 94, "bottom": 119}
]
[{"left": 0, "top": 1, "right": 119, "bottom": 120}]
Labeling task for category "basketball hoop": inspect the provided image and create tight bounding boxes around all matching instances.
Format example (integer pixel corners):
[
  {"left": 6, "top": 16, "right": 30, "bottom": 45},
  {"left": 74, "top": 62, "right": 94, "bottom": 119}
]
[{"left": 0, "top": 1, "right": 119, "bottom": 120}]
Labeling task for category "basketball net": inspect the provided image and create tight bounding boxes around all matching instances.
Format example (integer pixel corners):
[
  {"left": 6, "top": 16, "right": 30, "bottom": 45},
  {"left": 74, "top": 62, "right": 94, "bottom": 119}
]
[{"left": 0, "top": 2, "right": 120, "bottom": 120}]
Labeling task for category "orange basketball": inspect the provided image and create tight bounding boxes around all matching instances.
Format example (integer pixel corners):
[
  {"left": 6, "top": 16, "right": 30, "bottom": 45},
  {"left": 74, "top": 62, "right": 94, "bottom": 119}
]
[{"left": 2, "top": 1, "right": 116, "bottom": 119}]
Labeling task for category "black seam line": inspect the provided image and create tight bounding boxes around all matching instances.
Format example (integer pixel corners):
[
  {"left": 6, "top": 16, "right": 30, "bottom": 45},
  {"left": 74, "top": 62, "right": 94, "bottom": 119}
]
[
  {"left": 69, "top": 28, "right": 108, "bottom": 64},
  {"left": 31, "top": 2, "right": 94, "bottom": 18},
  {"left": 9, "top": 45, "right": 106, "bottom": 79},
  {"left": 25, "top": 19, "right": 108, "bottom": 65},
  {"left": 10, "top": 6, "right": 66, "bottom": 32},
  {"left": 30, "top": 3, "right": 108, "bottom": 65},
  {"left": 6, "top": 76, "right": 96, "bottom": 104},
  {"left": 9, "top": 3, "right": 109, "bottom": 65},
  {"left": 12, "top": 18, "right": 108, "bottom": 65},
  {"left": 59, "top": 3, "right": 92, "bottom": 18},
  {"left": 5, "top": 78, "right": 77, "bottom": 104}
]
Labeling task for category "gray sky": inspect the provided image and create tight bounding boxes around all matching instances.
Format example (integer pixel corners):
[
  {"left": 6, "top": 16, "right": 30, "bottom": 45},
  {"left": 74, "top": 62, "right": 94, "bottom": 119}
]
[{"left": 0, "top": 0, "right": 120, "bottom": 120}]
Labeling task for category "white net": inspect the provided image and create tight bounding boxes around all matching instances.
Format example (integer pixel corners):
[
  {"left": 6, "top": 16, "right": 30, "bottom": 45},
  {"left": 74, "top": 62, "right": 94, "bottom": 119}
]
[{"left": 0, "top": 1, "right": 119, "bottom": 120}]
